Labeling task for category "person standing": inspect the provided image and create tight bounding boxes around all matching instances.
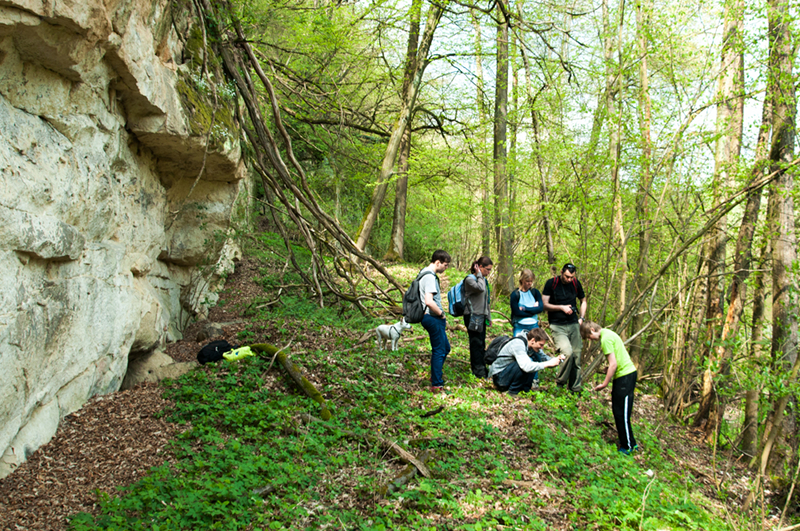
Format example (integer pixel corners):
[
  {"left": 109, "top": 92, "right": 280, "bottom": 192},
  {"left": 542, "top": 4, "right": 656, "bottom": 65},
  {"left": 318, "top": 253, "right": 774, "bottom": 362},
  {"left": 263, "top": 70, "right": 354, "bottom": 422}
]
[
  {"left": 581, "top": 321, "right": 638, "bottom": 454},
  {"left": 419, "top": 250, "right": 452, "bottom": 393},
  {"left": 510, "top": 269, "right": 548, "bottom": 387},
  {"left": 510, "top": 269, "right": 544, "bottom": 337},
  {"left": 463, "top": 256, "right": 493, "bottom": 378},
  {"left": 542, "top": 263, "right": 587, "bottom": 393}
]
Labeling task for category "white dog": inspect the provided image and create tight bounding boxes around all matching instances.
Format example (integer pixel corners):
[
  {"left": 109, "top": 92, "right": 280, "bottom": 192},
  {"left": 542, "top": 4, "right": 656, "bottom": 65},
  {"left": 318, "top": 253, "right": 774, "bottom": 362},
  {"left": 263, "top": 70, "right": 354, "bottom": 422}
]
[{"left": 375, "top": 318, "right": 412, "bottom": 351}]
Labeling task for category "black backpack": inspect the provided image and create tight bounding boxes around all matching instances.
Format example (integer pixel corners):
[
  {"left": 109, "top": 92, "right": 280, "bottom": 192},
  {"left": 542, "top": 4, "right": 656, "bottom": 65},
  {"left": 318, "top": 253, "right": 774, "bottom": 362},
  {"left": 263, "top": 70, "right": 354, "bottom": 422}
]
[
  {"left": 484, "top": 335, "right": 526, "bottom": 366},
  {"left": 403, "top": 270, "right": 435, "bottom": 324},
  {"left": 197, "top": 339, "right": 234, "bottom": 364}
]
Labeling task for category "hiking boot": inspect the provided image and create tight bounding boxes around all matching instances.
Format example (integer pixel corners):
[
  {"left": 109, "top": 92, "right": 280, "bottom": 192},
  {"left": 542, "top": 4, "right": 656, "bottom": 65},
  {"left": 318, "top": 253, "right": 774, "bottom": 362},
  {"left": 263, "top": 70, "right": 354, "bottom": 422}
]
[{"left": 430, "top": 386, "right": 445, "bottom": 394}]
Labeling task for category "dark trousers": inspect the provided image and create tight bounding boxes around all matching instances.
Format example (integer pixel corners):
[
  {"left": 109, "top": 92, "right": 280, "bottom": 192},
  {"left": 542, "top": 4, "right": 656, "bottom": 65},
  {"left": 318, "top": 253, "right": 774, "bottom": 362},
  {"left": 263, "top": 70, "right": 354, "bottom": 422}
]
[
  {"left": 611, "top": 371, "right": 638, "bottom": 451},
  {"left": 463, "top": 314, "right": 487, "bottom": 378},
  {"left": 493, "top": 359, "right": 536, "bottom": 395},
  {"left": 422, "top": 313, "right": 450, "bottom": 387}
]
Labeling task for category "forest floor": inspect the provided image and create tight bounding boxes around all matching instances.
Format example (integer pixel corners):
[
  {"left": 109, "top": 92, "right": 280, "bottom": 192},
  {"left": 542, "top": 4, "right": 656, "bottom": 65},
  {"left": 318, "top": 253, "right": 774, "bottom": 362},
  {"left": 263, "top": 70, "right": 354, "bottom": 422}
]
[{"left": 0, "top": 253, "right": 789, "bottom": 531}]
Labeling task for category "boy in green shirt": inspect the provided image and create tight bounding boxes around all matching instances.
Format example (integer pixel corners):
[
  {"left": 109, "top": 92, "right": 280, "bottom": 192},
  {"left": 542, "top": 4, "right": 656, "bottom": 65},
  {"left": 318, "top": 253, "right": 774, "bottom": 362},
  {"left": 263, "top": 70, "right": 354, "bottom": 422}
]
[{"left": 580, "top": 321, "right": 638, "bottom": 454}]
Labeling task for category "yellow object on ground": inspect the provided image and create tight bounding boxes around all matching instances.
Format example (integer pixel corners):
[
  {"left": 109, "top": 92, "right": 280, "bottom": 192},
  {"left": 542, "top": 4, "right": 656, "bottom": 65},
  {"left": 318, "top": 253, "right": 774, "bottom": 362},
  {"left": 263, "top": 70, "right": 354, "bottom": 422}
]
[{"left": 223, "top": 346, "right": 255, "bottom": 361}]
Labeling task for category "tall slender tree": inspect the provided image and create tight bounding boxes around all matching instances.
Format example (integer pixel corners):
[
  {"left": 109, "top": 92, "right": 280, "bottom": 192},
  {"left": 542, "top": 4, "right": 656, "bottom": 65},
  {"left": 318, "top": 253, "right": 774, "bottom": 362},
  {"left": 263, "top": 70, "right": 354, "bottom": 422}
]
[
  {"left": 694, "top": 0, "right": 746, "bottom": 432},
  {"left": 355, "top": 0, "right": 446, "bottom": 253},
  {"left": 384, "top": 0, "right": 423, "bottom": 262},
  {"left": 472, "top": 8, "right": 492, "bottom": 257},
  {"left": 494, "top": 0, "right": 514, "bottom": 294},
  {"left": 748, "top": 0, "right": 797, "bottom": 506},
  {"left": 629, "top": 0, "right": 653, "bottom": 363}
]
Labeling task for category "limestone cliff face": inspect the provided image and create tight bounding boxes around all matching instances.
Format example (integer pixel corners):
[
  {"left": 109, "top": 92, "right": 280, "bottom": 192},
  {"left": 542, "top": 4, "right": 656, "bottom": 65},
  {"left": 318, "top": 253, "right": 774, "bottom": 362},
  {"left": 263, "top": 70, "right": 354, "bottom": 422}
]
[{"left": 0, "top": 0, "right": 247, "bottom": 476}]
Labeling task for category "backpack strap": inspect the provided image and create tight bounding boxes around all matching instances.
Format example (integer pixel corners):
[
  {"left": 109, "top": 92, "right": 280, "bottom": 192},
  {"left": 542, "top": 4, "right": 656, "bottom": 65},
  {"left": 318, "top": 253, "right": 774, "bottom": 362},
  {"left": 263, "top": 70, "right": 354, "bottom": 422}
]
[
  {"left": 417, "top": 270, "right": 434, "bottom": 280},
  {"left": 553, "top": 275, "right": 577, "bottom": 293},
  {"left": 498, "top": 335, "right": 528, "bottom": 359},
  {"left": 464, "top": 274, "right": 476, "bottom": 312}
]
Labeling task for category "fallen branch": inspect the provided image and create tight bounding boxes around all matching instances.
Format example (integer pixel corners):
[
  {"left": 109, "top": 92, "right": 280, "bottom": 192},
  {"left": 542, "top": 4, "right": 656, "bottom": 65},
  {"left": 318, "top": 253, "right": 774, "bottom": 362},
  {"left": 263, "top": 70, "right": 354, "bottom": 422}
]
[
  {"left": 251, "top": 343, "right": 332, "bottom": 420},
  {"left": 420, "top": 406, "right": 444, "bottom": 418},
  {"left": 298, "top": 413, "right": 431, "bottom": 478},
  {"left": 379, "top": 449, "right": 434, "bottom": 497}
]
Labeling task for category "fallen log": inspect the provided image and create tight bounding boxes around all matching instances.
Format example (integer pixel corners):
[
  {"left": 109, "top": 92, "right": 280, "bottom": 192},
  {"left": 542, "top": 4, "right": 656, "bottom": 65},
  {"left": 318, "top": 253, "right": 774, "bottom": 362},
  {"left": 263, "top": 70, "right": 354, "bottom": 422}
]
[
  {"left": 251, "top": 343, "right": 332, "bottom": 421},
  {"left": 379, "top": 449, "right": 433, "bottom": 497},
  {"left": 298, "top": 413, "right": 431, "bottom": 478}
]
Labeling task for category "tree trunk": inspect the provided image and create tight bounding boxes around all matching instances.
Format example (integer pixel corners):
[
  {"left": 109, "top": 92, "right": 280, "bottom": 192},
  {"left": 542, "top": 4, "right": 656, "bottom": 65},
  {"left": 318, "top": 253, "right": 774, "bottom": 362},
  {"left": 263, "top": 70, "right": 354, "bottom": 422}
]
[
  {"left": 471, "top": 9, "right": 492, "bottom": 256},
  {"left": 603, "top": 0, "right": 628, "bottom": 317},
  {"left": 383, "top": 0, "right": 422, "bottom": 262},
  {"left": 694, "top": 0, "right": 745, "bottom": 431},
  {"left": 629, "top": 0, "right": 653, "bottom": 364},
  {"left": 384, "top": 127, "right": 411, "bottom": 261},
  {"left": 751, "top": 0, "right": 797, "bottom": 483},
  {"left": 354, "top": 0, "right": 445, "bottom": 253},
  {"left": 742, "top": 236, "right": 770, "bottom": 457},
  {"left": 493, "top": 0, "right": 514, "bottom": 295},
  {"left": 516, "top": 5, "right": 555, "bottom": 265}
]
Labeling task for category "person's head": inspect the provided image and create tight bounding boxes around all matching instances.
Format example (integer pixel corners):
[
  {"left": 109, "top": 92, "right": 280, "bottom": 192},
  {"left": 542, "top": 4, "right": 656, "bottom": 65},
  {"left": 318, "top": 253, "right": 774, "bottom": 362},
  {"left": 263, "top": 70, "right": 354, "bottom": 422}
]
[
  {"left": 471, "top": 256, "right": 493, "bottom": 276},
  {"left": 580, "top": 320, "right": 602, "bottom": 341},
  {"left": 518, "top": 269, "right": 534, "bottom": 291},
  {"left": 561, "top": 263, "right": 577, "bottom": 283},
  {"left": 527, "top": 327, "right": 548, "bottom": 350},
  {"left": 431, "top": 249, "right": 451, "bottom": 273}
]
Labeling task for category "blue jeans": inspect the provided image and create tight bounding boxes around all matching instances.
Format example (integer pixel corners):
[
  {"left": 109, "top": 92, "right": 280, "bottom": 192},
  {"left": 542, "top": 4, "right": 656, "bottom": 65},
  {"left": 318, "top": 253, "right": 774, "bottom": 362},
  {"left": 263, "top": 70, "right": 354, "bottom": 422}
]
[
  {"left": 493, "top": 358, "right": 535, "bottom": 395},
  {"left": 512, "top": 322, "right": 537, "bottom": 338},
  {"left": 422, "top": 313, "right": 450, "bottom": 387}
]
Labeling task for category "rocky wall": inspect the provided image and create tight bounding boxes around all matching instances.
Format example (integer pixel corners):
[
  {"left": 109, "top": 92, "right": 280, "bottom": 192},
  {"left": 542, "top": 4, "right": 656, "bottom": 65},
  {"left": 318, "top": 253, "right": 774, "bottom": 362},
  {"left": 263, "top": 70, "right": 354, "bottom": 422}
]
[{"left": 0, "top": 0, "right": 246, "bottom": 477}]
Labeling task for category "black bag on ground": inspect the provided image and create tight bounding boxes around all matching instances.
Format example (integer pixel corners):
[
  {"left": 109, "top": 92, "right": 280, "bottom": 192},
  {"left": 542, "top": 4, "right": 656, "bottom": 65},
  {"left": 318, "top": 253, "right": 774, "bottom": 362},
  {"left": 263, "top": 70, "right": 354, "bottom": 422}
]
[
  {"left": 402, "top": 270, "right": 434, "bottom": 324},
  {"left": 483, "top": 335, "right": 526, "bottom": 366},
  {"left": 197, "top": 339, "right": 234, "bottom": 364}
]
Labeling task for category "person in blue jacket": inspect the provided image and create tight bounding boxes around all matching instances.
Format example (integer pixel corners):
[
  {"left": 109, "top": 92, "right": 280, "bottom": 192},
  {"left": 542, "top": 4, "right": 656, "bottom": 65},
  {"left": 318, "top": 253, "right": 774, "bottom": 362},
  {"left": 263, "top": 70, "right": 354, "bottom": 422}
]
[
  {"left": 510, "top": 269, "right": 548, "bottom": 387},
  {"left": 510, "top": 269, "right": 544, "bottom": 337}
]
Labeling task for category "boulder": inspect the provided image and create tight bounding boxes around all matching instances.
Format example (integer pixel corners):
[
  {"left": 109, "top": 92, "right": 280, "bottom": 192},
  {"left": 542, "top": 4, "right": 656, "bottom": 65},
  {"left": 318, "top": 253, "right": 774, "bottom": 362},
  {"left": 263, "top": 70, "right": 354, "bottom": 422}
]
[{"left": 120, "top": 350, "right": 197, "bottom": 390}]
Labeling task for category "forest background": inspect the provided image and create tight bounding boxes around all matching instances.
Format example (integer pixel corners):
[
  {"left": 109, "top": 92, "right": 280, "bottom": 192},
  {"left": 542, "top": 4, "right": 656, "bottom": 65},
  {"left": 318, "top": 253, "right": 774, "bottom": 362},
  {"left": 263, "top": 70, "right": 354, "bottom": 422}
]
[{"left": 186, "top": 0, "right": 798, "bottom": 510}]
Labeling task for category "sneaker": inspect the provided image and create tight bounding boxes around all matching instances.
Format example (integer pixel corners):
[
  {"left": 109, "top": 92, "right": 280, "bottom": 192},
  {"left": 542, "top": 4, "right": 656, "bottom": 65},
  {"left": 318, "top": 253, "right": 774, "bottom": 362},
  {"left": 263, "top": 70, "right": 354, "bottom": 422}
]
[{"left": 430, "top": 386, "right": 444, "bottom": 394}]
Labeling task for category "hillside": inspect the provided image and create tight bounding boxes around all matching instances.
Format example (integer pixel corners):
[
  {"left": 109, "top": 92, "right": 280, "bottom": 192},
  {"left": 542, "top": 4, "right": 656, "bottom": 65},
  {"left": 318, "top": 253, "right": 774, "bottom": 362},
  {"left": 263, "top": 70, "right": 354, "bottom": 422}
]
[{"left": 0, "top": 240, "right": 786, "bottom": 531}]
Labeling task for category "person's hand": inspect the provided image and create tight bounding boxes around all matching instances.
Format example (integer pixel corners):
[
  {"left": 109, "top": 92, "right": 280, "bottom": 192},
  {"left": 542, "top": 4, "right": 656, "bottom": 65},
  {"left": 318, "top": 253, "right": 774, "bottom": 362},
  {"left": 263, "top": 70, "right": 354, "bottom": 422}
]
[
  {"left": 563, "top": 305, "right": 574, "bottom": 314},
  {"left": 593, "top": 383, "right": 607, "bottom": 392}
]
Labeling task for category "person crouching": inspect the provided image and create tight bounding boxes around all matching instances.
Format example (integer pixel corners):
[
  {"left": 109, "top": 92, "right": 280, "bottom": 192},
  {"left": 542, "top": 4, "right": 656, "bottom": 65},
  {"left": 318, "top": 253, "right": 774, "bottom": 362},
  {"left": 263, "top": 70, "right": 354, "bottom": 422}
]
[{"left": 488, "top": 328, "right": 565, "bottom": 395}]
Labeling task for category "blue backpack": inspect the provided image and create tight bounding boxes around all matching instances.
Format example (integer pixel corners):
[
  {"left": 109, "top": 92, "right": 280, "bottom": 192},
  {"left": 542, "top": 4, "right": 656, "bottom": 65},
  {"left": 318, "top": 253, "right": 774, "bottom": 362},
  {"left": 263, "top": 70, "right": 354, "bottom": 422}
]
[{"left": 447, "top": 274, "right": 475, "bottom": 317}]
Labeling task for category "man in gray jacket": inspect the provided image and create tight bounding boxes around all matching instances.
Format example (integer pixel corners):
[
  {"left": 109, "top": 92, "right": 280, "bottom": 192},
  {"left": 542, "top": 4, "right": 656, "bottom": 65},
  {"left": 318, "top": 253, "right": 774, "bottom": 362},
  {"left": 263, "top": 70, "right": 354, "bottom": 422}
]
[{"left": 488, "top": 328, "right": 564, "bottom": 395}]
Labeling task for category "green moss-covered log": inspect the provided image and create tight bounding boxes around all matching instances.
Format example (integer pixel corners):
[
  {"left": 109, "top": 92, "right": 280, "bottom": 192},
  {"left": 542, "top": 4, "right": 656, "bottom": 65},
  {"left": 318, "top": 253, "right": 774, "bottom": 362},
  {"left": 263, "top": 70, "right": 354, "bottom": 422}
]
[{"left": 251, "top": 343, "right": 332, "bottom": 421}]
